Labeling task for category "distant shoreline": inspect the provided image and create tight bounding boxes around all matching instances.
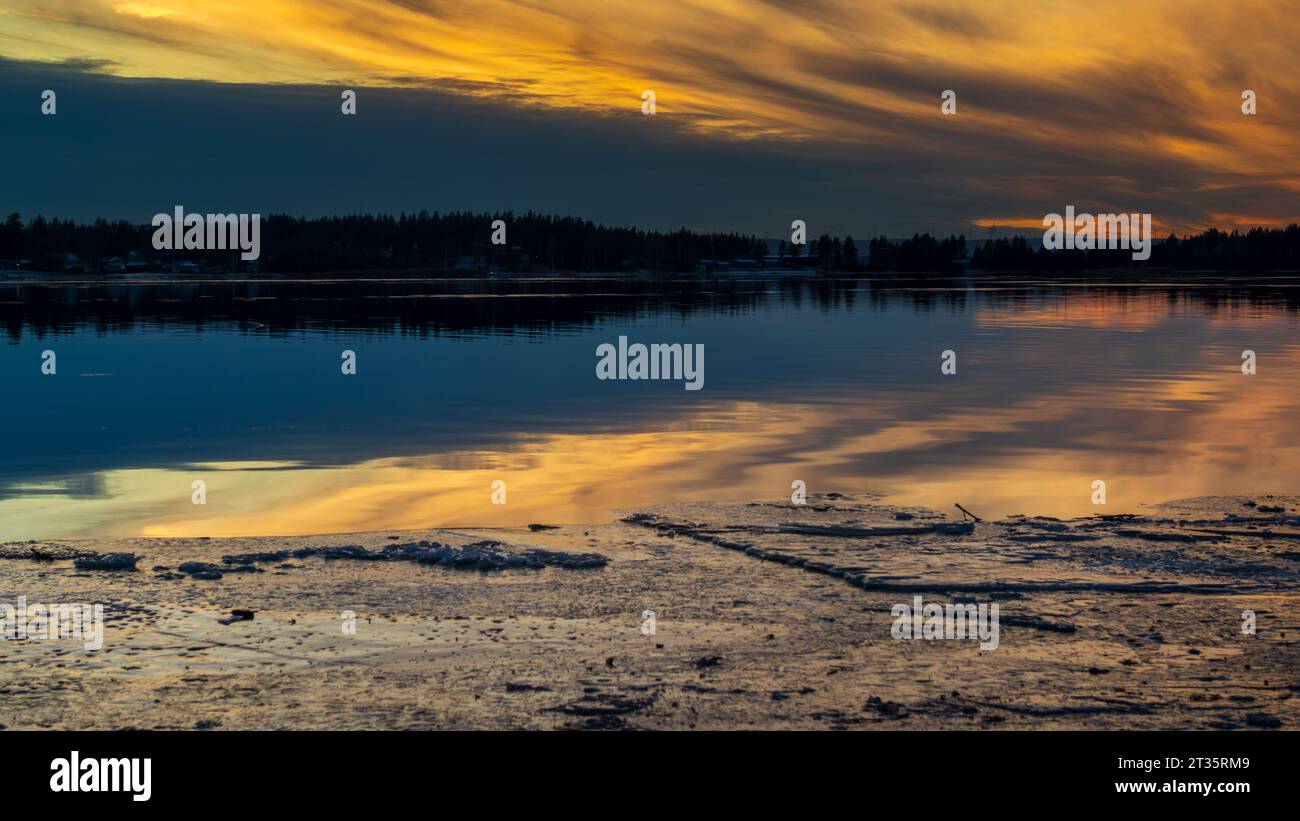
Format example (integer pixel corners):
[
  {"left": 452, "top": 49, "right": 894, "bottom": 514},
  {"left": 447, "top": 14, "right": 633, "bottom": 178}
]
[
  {"left": 6, "top": 266, "right": 1300, "bottom": 282},
  {"left": 5, "top": 212, "right": 1299, "bottom": 279}
]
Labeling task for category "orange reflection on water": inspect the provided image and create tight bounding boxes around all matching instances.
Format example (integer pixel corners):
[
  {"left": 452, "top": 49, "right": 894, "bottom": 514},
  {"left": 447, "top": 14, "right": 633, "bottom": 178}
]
[
  {"left": 19, "top": 339, "right": 1292, "bottom": 538},
  {"left": 124, "top": 404, "right": 799, "bottom": 537},
  {"left": 6, "top": 286, "right": 1300, "bottom": 540}
]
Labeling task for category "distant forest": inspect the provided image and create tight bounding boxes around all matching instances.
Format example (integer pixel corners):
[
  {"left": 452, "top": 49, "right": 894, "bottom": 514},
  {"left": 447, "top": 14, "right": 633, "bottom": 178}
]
[
  {"left": 969, "top": 226, "right": 1300, "bottom": 272},
  {"left": 2, "top": 210, "right": 1299, "bottom": 273}
]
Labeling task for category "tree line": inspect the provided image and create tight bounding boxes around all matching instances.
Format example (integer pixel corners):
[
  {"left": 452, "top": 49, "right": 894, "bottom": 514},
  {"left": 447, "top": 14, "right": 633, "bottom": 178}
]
[
  {"left": 0, "top": 211, "right": 767, "bottom": 273},
  {"left": 972, "top": 226, "right": 1300, "bottom": 271},
  {"left": 3, "top": 210, "right": 1299, "bottom": 273}
]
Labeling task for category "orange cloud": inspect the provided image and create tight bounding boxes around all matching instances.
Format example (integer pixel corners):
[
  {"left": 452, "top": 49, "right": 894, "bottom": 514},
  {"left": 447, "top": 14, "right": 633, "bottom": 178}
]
[
  {"left": 2, "top": 0, "right": 1298, "bottom": 230},
  {"left": 112, "top": 3, "right": 177, "bottom": 19}
]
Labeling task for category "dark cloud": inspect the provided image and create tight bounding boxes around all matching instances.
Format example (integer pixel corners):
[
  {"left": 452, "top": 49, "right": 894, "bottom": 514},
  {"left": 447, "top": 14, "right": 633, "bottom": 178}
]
[
  {"left": 901, "top": 4, "right": 997, "bottom": 38},
  {"left": 0, "top": 49, "right": 1290, "bottom": 236},
  {"left": 49, "top": 56, "right": 120, "bottom": 73}
]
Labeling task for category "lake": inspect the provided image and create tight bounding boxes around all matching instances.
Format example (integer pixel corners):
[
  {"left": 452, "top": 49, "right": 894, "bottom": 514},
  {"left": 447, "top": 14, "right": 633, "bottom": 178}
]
[{"left": 3, "top": 273, "right": 1299, "bottom": 540}]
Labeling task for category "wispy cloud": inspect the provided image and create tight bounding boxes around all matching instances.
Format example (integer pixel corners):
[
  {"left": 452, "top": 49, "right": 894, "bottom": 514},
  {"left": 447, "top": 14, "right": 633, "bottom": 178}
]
[{"left": 3, "top": 0, "right": 1298, "bottom": 231}]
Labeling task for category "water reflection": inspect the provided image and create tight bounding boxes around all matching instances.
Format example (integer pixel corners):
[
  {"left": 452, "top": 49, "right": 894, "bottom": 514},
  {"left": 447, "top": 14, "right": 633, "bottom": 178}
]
[{"left": 2, "top": 275, "right": 1298, "bottom": 538}]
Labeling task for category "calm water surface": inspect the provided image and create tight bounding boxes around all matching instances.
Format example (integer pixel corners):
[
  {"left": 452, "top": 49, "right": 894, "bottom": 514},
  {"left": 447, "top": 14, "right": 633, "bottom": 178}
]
[{"left": 3, "top": 274, "right": 1299, "bottom": 540}]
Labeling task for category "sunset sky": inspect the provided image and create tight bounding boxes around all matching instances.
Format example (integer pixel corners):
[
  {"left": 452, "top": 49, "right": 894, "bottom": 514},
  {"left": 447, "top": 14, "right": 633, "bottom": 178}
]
[{"left": 2, "top": 0, "right": 1297, "bottom": 234}]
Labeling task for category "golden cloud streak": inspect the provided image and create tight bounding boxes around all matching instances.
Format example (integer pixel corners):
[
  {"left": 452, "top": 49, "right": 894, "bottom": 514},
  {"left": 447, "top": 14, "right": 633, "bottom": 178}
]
[{"left": 3, "top": 0, "right": 1298, "bottom": 229}]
